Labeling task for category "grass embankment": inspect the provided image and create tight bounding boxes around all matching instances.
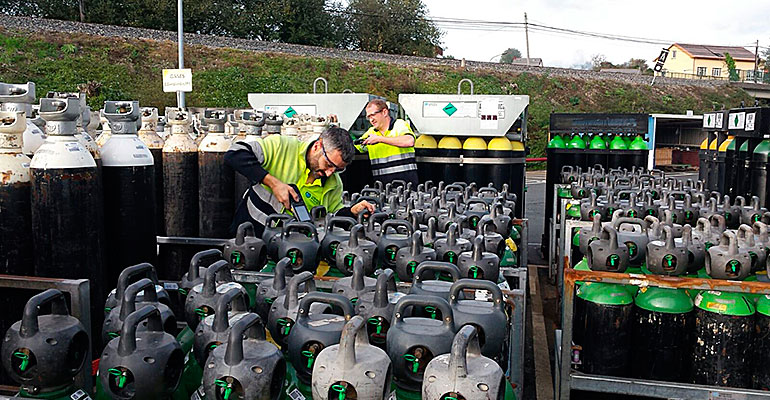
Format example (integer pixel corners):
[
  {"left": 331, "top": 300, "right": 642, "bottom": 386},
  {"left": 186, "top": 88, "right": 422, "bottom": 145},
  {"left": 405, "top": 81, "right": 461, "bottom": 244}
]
[{"left": 0, "top": 28, "right": 754, "bottom": 156}]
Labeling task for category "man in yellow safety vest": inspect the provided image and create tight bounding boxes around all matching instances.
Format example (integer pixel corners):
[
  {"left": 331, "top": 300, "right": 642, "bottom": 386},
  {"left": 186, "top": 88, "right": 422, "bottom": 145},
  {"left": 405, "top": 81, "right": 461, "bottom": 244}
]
[{"left": 357, "top": 99, "right": 418, "bottom": 186}]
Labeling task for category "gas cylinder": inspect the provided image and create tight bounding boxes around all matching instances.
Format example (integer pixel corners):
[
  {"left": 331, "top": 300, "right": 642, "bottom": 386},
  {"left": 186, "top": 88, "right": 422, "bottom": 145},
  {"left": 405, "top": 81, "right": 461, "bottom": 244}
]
[
  {"left": 698, "top": 137, "right": 710, "bottom": 183},
  {"left": 447, "top": 279, "right": 507, "bottom": 364},
  {"left": 287, "top": 292, "right": 355, "bottom": 385},
  {"left": 631, "top": 286, "right": 693, "bottom": 382},
  {"left": 573, "top": 282, "right": 633, "bottom": 376},
  {"left": 724, "top": 137, "right": 737, "bottom": 197},
  {"left": 691, "top": 290, "right": 754, "bottom": 388},
  {"left": 254, "top": 258, "right": 292, "bottom": 321},
  {"left": 355, "top": 269, "right": 400, "bottom": 350},
  {"left": 178, "top": 249, "right": 225, "bottom": 309},
  {"left": 0, "top": 111, "right": 32, "bottom": 276},
  {"left": 437, "top": 137, "right": 462, "bottom": 184},
  {"left": 101, "top": 101, "right": 157, "bottom": 283},
  {"left": 1, "top": 289, "right": 89, "bottom": 399},
  {"left": 161, "top": 108, "right": 199, "bottom": 280},
  {"left": 735, "top": 140, "right": 751, "bottom": 198},
  {"left": 193, "top": 287, "right": 249, "bottom": 367},
  {"left": 751, "top": 139, "right": 770, "bottom": 209},
  {"left": 101, "top": 278, "right": 177, "bottom": 349},
  {"left": 30, "top": 97, "right": 105, "bottom": 340},
  {"left": 753, "top": 295, "right": 770, "bottom": 389},
  {"left": 422, "top": 325, "right": 504, "bottom": 400},
  {"left": 267, "top": 272, "right": 317, "bottom": 350},
  {"left": 104, "top": 262, "right": 170, "bottom": 319},
  {"left": 184, "top": 260, "right": 248, "bottom": 331},
  {"left": 462, "top": 137, "right": 487, "bottom": 186},
  {"left": 331, "top": 258, "right": 376, "bottom": 304},
  {"left": 137, "top": 107, "right": 165, "bottom": 236},
  {"left": 565, "top": 133, "right": 587, "bottom": 171},
  {"left": 415, "top": 134, "right": 439, "bottom": 184},
  {"left": 98, "top": 305, "right": 184, "bottom": 399},
  {"left": 202, "top": 313, "right": 284, "bottom": 400},
  {"left": 587, "top": 134, "right": 607, "bottom": 169},
  {"left": 233, "top": 110, "right": 266, "bottom": 207},
  {"left": 387, "top": 295, "right": 456, "bottom": 395},
  {"left": 0, "top": 82, "right": 46, "bottom": 157},
  {"left": 95, "top": 111, "right": 111, "bottom": 147},
  {"left": 320, "top": 216, "right": 357, "bottom": 269},
  {"left": 199, "top": 109, "right": 235, "bottom": 238},
  {"left": 311, "top": 315, "right": 392, "bottom": 400},
  {"left": 608, "top": 134, "right": 627, "bottom": 169}
]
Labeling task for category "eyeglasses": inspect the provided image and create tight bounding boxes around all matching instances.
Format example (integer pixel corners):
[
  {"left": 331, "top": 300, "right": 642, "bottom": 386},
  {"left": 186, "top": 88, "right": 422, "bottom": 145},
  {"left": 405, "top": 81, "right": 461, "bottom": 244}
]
[
  {"left": 366, "top": 108, "right": 386, "bottom": 119},
  {"left": 320, "top": 140, "right": 346, "bottom": 173}
]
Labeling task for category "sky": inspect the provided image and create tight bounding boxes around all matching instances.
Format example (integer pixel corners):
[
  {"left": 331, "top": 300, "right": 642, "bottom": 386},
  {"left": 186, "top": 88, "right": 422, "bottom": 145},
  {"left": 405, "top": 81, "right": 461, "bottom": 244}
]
[{"left": 422, "top": 0, "right": 770, "bottom": 68}]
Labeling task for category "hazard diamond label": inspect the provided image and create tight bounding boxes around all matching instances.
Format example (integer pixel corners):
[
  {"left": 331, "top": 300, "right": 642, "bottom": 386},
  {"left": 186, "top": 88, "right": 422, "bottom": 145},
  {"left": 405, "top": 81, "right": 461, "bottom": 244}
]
[
  {"left": 284, "top": 107, "right": 297, "bottom": 118},
  {"left": 443, "top": 103, "right": 457, "bottom": 116}
]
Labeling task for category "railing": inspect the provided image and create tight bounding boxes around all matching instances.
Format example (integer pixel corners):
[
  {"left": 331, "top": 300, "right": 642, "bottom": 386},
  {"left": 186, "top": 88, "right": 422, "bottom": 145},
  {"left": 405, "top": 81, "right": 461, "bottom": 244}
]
[{"left": 658, "top": 69, "right": 769, "bottom": 84}]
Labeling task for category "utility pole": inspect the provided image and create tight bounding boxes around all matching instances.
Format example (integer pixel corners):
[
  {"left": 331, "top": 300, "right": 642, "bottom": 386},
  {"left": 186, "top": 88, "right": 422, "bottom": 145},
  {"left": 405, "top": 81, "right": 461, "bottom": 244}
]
[
  {"left": 177, "top": 0, "right": 186, "bottom": 108},
  {"left": 524, "top": 12, "right": 531, "bottom": 66},
  {"left": 78, "top": 0, "right": 85, "bottom": 22},
  {"left": 755, "top": 39, "right": 759, "bottom": 83}
]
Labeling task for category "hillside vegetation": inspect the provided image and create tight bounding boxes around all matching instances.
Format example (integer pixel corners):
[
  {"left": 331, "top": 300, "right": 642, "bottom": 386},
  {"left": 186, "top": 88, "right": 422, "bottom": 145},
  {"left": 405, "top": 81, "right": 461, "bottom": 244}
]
[{"left": 0, "top": 28, "right": 753, "bottom": 156}]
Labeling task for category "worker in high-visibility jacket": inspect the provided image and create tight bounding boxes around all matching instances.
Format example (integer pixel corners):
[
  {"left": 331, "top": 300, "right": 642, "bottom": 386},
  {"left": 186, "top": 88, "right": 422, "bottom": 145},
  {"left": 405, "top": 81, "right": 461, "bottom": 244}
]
[
  {"left": 357, "top": 99, "right": 418, "bottom": 186},
  {"left": 225, "top": 126, "right": 375, "bottom": 236}
]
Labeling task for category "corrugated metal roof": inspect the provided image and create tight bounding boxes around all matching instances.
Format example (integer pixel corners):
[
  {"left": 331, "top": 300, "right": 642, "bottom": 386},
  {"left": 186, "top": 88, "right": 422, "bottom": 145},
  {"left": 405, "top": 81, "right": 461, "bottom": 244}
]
[{"left": 673, "top": 43, "right": 755, "bottom": 61}]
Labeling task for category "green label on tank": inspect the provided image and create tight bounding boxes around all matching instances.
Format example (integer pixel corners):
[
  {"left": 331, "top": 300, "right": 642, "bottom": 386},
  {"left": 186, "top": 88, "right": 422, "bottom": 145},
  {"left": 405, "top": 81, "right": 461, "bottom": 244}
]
[
  {"left": 284, "top": 107, "right": 297, "bottom": 118},
  {"left": 443, "top": 103, "right": 457, "bottom": 116}
]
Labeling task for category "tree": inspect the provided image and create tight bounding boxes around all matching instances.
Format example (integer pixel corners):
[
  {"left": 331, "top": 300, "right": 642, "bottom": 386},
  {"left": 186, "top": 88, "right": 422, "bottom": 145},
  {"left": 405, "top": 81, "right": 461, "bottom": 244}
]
[
  {"left": 591, "top": 54, "right": 608, "bottom": 71},
  {"left": 345, "top": 0, "right": 443, "bottom": 57},
  {"left": 499, "top": 48, "right": 522, "bottom": 63},
  {"left": 724, "top": 52, "right": 740, "bottom": 81}
]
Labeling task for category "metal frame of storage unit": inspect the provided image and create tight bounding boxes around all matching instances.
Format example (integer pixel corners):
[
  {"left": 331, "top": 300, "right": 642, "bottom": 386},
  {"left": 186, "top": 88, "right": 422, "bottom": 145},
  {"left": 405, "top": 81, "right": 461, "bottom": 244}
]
[
  {"left": 555, "top": 267, "right": 770, "bottom": 400},
  {"left": 0, "top": 275, "right": 92, "bottom": 393}
]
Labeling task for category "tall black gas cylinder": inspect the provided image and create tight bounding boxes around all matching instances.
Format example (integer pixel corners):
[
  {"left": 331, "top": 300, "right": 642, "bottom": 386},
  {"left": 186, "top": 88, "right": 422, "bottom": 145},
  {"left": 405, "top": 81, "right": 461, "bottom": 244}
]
[
  {"left": 0, "top": 111, "right": 32, "bottom": 276},
  {"left": 138, "top": 107, "right": 165, "bottom": 236},
  {"left": 234, "top": 110, "right": 264, "bottom": 208},
  {"left": 751, "top": 139, "right": 770, "bottom": 208},
  {"left": 30, "top": 97, "right": 105, "bottom": 337},
  {"left": 198, "top": 109, "right": 235, "bottom": 238},
  {"left": 631, "top": 287, "right": 693, "bottom": 382},
  {"left": 753, "top": 296, "right": 770, "bottom": 389},
  {"left": 101, "top": 101, "right": 157, "bottom": 286},
  {"left": 0, "top": 82, "right": 46, "bottom": 157},
  {"left": 0, "top": 110, "right": 33, "bottom": 375},
  {"left": 161, "top": 108, "right": 199, "bottom": 280},
  {"left": 691, "top": 290, "right": 754, "bottom": 388},
  {"left": 573, "top": 282, "right": 633, "bottom": 376}
]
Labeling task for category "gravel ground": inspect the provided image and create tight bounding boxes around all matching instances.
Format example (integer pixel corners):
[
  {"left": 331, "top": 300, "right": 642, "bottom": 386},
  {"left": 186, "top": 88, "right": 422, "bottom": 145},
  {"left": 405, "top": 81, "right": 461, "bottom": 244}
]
[{"left": 1, "top": 15, "right": 729, "bottom": 89}]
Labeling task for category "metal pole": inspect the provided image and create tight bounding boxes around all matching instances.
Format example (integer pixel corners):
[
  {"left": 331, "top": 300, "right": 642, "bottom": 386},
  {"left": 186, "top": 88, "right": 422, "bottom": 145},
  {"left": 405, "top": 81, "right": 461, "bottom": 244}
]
[
  {"left": 524, "top": 12, "right": 531, "bottom": 66},
  {"left": 755, "top": 40, "right": 759, "bottom": 83},
  {"left": 177, "top": 0, "right": 186, "bottom": 108}
]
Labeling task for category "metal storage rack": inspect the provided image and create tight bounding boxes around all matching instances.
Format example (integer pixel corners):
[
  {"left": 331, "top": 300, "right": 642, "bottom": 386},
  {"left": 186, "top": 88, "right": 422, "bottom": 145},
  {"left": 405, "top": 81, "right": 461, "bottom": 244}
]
[{"left": 555, "top": 267, "right": 770, "bottom": 400}]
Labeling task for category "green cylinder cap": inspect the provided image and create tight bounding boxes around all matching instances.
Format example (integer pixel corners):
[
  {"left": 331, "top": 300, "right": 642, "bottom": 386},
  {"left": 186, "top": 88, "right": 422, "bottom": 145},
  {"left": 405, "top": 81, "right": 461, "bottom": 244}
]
[
  {"left": 756, "top": 295, "right": 770, "bottom": 316},
  {"left": 628, "top": 135, "right": 648, "bottom": 150},
  {"left": 739, "top": 140, "right": 749, "bottom": 152},
  {"left": 547, "top": 134, "right": 566, "bottom": 149},
  {"left": 567, "top": 134, "right": 586, "bottom": 149},
  {"left": 577, "top": 282, "right": 634, "bottom": 305},
  {"left": 634, "top": 286, "right": 694, "bottom": 314},
  {"left": 589, "top": 135, "right": 606, "bottom": 149},
  {"left": 623, "top": 135, "right": 632, "bottom": 146},
  {"left": 602, "top": 134, "right": 612, "bottom": 146},
  {"left": 753, "top": 139, "right": 770, "bottom": 156},
  {"left": 694, "top": 290, "right": 755, "bottom": 316},
  {"left": 727, "top": 138, "right": 736, "bottom": 150},
  {"left": 609, "top": 135, "right": 628, "bottom": 150}
]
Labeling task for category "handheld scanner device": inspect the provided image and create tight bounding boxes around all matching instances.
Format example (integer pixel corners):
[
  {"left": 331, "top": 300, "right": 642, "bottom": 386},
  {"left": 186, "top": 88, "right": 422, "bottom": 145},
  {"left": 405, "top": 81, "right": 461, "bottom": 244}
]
[{"left": 288, "top": 184, "right": 312, "bottom": 222}]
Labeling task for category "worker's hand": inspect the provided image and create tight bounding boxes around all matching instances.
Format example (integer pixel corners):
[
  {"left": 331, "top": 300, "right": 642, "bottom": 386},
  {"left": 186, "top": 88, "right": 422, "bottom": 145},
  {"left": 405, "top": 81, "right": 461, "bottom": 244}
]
[
  {"left": 362, "top": 135, "right": 384, "bottom": 145},
  {"left": 351, "top": 200, "right": 376, "bottom": 216},
  {"left": 265, "top": 175, "right": 299, "bottom": 210}
]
